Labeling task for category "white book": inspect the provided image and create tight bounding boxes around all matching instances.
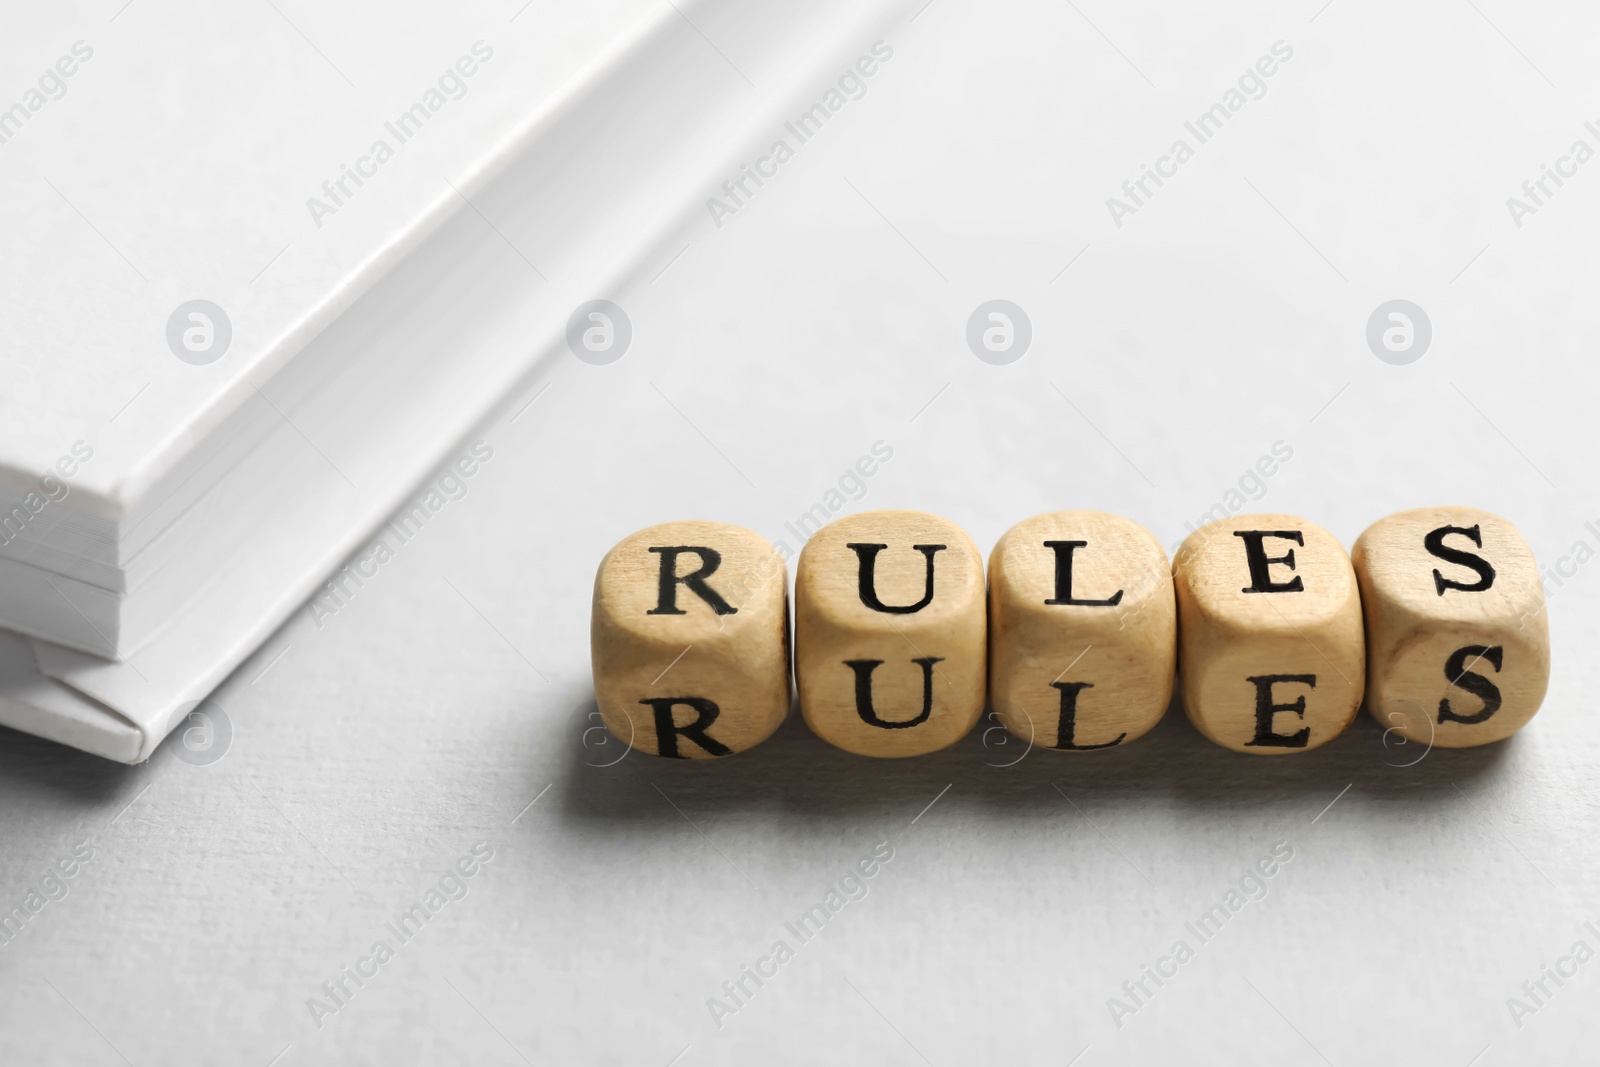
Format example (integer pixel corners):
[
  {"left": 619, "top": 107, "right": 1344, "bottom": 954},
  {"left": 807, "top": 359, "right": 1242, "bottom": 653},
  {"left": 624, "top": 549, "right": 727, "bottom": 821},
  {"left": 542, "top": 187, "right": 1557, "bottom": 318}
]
[
  {"left": 0, "top": 0, "right": 915, "bottom": 760},
  {"left": 0, "top": 0, "right": 662, "bottom": 657}
]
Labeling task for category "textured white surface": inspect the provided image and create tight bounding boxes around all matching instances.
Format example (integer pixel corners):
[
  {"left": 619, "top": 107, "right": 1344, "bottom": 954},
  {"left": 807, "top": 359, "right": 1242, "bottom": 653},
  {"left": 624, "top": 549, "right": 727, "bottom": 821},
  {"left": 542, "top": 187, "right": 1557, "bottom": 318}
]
[{"left": 3, "top": 1, "right": 1600, "bottom": 1065}]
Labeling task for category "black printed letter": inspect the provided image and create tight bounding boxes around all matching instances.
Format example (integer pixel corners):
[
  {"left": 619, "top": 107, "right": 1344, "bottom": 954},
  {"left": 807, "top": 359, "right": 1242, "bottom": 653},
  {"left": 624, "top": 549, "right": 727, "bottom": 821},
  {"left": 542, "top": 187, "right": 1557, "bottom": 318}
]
[
  {"left": 1425, "top": 525, "right": 1496, "bottom": 596},
  {"left": 1244, "top": 674, "right": 1316, "bottom": 748},
  {"left": 639, "top": 696, "right": 733, "bottom": 758},
  {"left": 1234, "top": 531, "right": 1305, "bottom": 593},
  {"left": 1049, "top": 681, "right": 1125, "bottom": 749},
  {"left": 647, "top": 546, "right": 736, "bottom": 616},
  {"left": 1437, "top": 645, "right": 1503, "bottom": 725},
  {"left": 846, "top": 543, "right": 945, "bottom": 614},
  {"left": 1043, "top": 541, "right": 1124, "bottom": 607},
  {"left": 845, "top": 658, "right": 942, "bottom": 728}
]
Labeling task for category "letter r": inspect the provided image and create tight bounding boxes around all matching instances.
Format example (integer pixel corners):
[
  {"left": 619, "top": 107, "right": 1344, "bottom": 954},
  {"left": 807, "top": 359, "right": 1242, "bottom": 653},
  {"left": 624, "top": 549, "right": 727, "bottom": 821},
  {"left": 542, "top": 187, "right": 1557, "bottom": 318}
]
[{"left": 648, "top": 546, "right": 737, "bottom": 615}]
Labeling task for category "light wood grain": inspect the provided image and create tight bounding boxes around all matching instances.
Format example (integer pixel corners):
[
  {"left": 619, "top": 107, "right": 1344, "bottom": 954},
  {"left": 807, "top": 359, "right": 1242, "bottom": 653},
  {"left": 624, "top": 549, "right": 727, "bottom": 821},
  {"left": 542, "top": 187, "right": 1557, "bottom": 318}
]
[
  {"left": 591, "top": 520, "right": 789, "bottom": 758},
  {"left": 795, "top": 510, "right": 985, "bottom": 757},
  {"left": 988, "top": 511, "right": 1174, "bottom": 751},
  {"left": 1352, "top": 506, "right": 1549, "bottom": 748},
  {"left": 1173, "top": 514, "right": 1364, "bottom": 753}
]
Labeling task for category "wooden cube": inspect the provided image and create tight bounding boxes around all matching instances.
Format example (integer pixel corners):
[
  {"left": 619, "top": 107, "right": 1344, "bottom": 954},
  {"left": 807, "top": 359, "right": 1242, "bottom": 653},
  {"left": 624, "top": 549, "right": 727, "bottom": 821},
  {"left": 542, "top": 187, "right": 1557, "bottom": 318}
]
[
  {"left": 591, "top": 520, "right": 789, "bottom": 758},
  {"left": 1352, "top": 506, "right": 1549, "bottom": 748},
  {"left": 1173, "top": 514, "right": 1364, "bottom": 753},
  {"left": 795, "top": 510, "right": 985, "bottom": 757},
  {"left": 988, "top": 511, "right": 1175, "bottom": 750}
]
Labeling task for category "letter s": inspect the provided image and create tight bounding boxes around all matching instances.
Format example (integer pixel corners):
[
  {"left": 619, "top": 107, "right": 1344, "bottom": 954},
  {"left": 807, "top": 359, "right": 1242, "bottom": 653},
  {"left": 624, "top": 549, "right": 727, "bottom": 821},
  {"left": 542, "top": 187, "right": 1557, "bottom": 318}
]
[
  {"left": 1437, "top": 645, "right": 1504, "bottom": 725},
  {"left": 1425, "top": 525, "right": 1496, "bottom": 595}
]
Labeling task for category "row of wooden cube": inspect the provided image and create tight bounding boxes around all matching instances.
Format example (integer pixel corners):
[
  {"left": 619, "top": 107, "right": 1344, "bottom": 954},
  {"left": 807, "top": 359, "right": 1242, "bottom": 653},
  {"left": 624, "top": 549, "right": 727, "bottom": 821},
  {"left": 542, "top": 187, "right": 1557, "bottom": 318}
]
[{"left": 590, "top": 508, "right": 1549, "bottom": 758}]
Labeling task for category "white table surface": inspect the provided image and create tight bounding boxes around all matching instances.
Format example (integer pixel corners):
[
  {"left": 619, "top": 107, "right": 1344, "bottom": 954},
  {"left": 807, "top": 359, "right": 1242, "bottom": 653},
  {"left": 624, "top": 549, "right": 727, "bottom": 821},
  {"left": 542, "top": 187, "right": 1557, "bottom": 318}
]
[{"left": 4, "top": 1, "right": 1599, "bottom": 1064}]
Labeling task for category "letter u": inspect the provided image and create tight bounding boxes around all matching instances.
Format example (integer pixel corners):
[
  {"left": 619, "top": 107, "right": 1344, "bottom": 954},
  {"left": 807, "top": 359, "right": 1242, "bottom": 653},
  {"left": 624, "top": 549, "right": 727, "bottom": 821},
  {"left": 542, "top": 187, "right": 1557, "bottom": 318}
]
[
  {"left": 845, "top": 542, "right": 945, "bottom": 613},
  {"left": 844, "top": 658, "right": 943, "bottom": 728}
]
